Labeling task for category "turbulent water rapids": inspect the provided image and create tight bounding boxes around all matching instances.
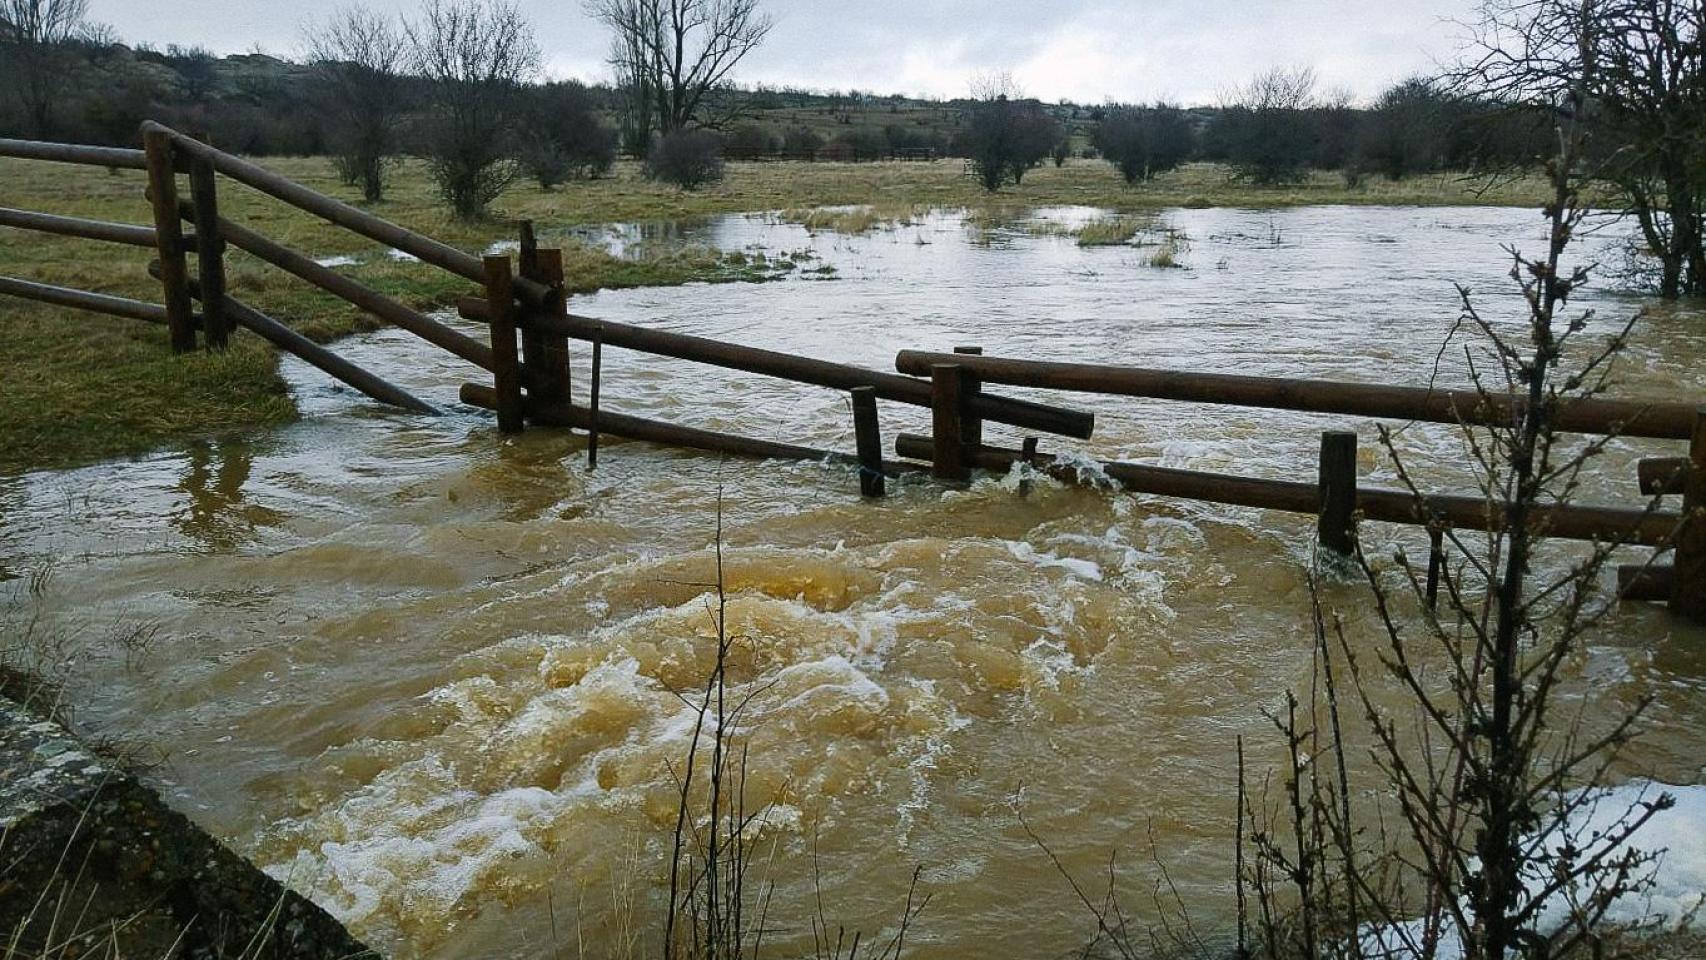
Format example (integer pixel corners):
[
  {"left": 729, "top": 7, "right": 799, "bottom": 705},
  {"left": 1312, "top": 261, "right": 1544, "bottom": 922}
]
[{"left": 4, "top": 205, "right": 1705, "bottom": 958}]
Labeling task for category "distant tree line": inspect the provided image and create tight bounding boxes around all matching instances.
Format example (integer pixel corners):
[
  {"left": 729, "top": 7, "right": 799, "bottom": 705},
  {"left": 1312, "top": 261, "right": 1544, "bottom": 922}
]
[{"left": 5, "top": 0, "right": 1696, "bottom": 274}]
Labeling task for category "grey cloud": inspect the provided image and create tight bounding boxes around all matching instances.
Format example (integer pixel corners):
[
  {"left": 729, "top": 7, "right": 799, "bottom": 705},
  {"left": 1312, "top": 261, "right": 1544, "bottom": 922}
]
[{"left": 86, "top": 0, "right": 1475, "bottom": 104}]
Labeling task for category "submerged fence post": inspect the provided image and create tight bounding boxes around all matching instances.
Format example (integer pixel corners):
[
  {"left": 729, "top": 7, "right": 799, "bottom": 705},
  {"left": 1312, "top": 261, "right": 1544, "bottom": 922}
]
[
  {"left": 1425, "top": 528, "right": 1445, "bottom": 609},
  {"left": 187, "top": 151, "right": 228, "bottom": 348},
  {"left": 1673, "top": 408, "right": 1706, "bottom": 622},
  {"left": 1019, "top": 436, "right": 1039, "bottom": 498},
  {"left": 954, "top": 345, "right": 984, "bottom": 449},
  {"left": 588, "top": 323, "right": 603, "bottom": 469},
  {"left": 143, "top": 128, "right": 196, "bottom": 353},
  {"left": 931, "top": 364, "right": 969, "bottom": 482},
  {"left": 1317, "top": 430, "right": 1359, "bottom": 556},
  {"left": 851, "top": 385, "right": 884, "bottom": 498},
  {"left": 483, "top": 254, "right": 525, "bottom": 434}
]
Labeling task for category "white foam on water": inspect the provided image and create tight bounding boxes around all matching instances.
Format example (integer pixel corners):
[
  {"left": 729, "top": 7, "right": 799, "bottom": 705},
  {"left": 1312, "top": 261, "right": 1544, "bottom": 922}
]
[{"left": 1005, "top": 540, "right": 1104, "bottom": 582}]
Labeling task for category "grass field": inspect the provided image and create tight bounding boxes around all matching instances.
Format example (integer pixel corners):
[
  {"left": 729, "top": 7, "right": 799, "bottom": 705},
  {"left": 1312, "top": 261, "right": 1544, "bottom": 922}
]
[{"left": 0, "top": 155, "right": 1550, "bottom": 474}]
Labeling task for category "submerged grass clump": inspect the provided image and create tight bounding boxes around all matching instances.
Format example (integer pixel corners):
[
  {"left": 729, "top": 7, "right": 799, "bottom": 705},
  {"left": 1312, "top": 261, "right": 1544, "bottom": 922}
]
[
  {"left": 1075, "top": 217, "right": 1144, "bottom": 247},
  {"left": 779, "top": 203, "right": 929, "bottom": 235}
]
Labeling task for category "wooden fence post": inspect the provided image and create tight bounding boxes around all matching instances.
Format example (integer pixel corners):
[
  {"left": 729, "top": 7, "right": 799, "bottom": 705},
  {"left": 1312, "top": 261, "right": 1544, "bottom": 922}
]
[
  {"left": 932, "top": 364, "right": 969, "bottom": 482},
  {"left": 483, "top": 254, "right": 524, "bottom": 433},
  {"left": 1672, "top": 408, "right": 1706, "bottom": 622},
  {"left": 851, "top": 385, "right": 884, "bottom": 498},
  {"left": 143, "top": 128, "right": 195, "bottom": 353},
  {"left": 187, "top": 152, "right": 228, "bottom": 348},
  {"left": 517, "top": 222, "right": 572, "bottom": 411},
  {"left": 1019, "top": 436, "right": 1039, "bottom": 498},
  {"left": 954, "top": 345, "right": 983, "bottom": 449},
  {"left": 588, "top": 324, "right": 603, "bottom": 469},
  {"left": 1318, "top": 430, "right": 1359, "bottom": 555},
  {"left": 1425, "top": 528, "right": 1445, "bottom": 609}
]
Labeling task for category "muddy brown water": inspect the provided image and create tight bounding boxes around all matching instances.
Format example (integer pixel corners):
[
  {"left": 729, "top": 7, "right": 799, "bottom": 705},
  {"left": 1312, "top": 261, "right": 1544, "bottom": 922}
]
[{"left": 3, "top": 205, "right": 1704, "bottom": 958}]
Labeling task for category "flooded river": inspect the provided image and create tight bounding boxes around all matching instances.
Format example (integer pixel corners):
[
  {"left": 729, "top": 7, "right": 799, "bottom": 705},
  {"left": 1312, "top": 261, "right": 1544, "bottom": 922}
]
[{"left": 3, "top": 204, "right": 1705, "bottom": 958}]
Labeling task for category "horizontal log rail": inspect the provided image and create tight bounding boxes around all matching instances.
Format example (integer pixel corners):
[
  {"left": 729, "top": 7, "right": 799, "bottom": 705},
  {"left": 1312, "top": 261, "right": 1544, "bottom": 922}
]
[
  {"left": 893, "top": 434, "right": 1682, "bottom": 548},
  {"left": 0, "top": 275, "right": 174, "bottom": 325},
  {"left": 461, "top": 383, "right": 928, "bottom": 474},
  {"left": 0, "top": 138, "right": 150, "bottom": 170},
  {"left": 894, "top": 350, "right": 1699, "bottom": 441},
  {"left": 1639, "top": 457, "right": 1689, "bottom": 496},
  {"left": 456, "top": 298, "right": 1095, "bottom": 440},
  {"left": 0, "top": 207, "right": 165, "bottom": 248},
  {"left": 180, "top": 204, "right": 503, "bottom": 376},
  {"left": 152, "top": 262, "right": 436, "bottom": 415},
  {"left": 1617, "top": 564, "right": 1674, "bottom": 602},
  {"left": 141, "top": 122, "right": 552, "bottom": 307}
]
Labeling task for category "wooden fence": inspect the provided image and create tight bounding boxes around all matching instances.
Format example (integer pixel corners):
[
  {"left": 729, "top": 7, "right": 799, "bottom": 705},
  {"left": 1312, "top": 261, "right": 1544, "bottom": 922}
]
[{"left": 0, "top": 124, "right": 1701, "bottom": 621}]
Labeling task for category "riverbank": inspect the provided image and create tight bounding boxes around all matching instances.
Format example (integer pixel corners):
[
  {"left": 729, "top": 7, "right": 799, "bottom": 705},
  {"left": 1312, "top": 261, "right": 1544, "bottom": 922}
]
[{"left": 0, "top": 156, "right": 1548, "bottom": 474}]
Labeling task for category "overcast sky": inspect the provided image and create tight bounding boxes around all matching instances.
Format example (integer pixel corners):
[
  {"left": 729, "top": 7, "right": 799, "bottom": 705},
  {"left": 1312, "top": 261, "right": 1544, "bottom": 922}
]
[{"left": 85, "top": 0, "right": 1478, "bottom": 105}]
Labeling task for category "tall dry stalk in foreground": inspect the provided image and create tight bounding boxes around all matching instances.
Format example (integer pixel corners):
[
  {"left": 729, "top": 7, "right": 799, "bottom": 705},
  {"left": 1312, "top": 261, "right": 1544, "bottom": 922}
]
[
  {"left": 659, "top": 492, "right": 928, "bottom": 960},
  {"left": 663, "top": 497, "right": 776, "bottom": 960},
  {"left": 1239, "top": 17, "right": 1682, "bottom": 960}
]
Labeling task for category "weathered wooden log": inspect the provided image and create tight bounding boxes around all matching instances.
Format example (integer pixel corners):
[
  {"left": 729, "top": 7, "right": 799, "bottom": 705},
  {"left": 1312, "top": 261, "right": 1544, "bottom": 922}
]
[
  {"left": 891, "top": 434, "right": 1682, "bottom": 547},
  {"left": 0, "top": 207, "right": 160, "bottom": 247},
  {"left": 1674, "top": 410, "right": 1706, "bottom": 621},
  {"left": 588, "top": 323, "right": 603, "bottom": 469},
  {"left": 1425, "top": 529, "right": 1445, "bottom": 608},
  {"left": 143, "top": 122, "right": 551, "bottom": 306},
  {"left": 520, "top": 237, "right": 571, "bottom": 409},
  {"left": 1318, "top": 430, "right": 1359, "bottom": 555},
  {"left": 852, "top": 385, "right": 884, "bottom": 497},
  {"left": 143, "top": 128, "right": 196, "bottom": 353},
  {"left": 954, "top": 345, "right": 983, "bottom": 448},
  {"left": 182, "top": 206, "right": 500, "bottom": 375},
  {"left": 1619, "top": 564, "right": 1674, "bottom": 603},
  {"left": 0, "top": 275, "right": 174, "bottom": 325},
  {"left": 461, "top": 383, "right": 926, "bottom": 475},
  {"left": 932, "top": 364, "right": 969, "bottom": 482},
  {"left": 188, "top": 153, "right": 228, "bottom": 348},
  {"left": 894, "top": 350, "right": 1700, "bottom": 441},
  {"left": 152, "top": 262, "right": 436, "bottom": 415},
  {"left": 456, "top": 298, "right": 1095, "bottom": 439},
  {"left": 1639, "top": 457, "right": 1689, "bottom": 497},
  {"left": 0, "top": 138, "right": 149, "bottom": 170},
  {"left": 484, "top": 255, "right": 524, "bottom": 433},
  {"left": 220, "top": 298, "right": 437, "bottom": 416}
]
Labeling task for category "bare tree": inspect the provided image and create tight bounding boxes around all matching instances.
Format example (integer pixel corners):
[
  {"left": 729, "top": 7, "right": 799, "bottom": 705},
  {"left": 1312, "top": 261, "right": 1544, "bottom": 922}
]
[
  {"left": 1236, "top": 29, "right": 1679, "bottom": 959},
  {"left": 586, "top": 0, "right": 772, "bottom": 146},
  {"left": 0, "top": 0, "right": 88, "bottom": 137},
  {"left": 1459, "top": 0, "right": 1706, "bottom": 298},
  {"left": 406, "top": 0, "right": 539, "bottom": 219},
  {"left": 958, "top": 73, "right": 1063, "bottom": 192},
  {"left": 1094, "top": 102, "right": 1196, "bottom": 184},
  {"left": 1214, "top": 65, "right": 1318, "bottom": 185},
  {"left": 305, "top": 5, "right": 411, "bottom": 202}
]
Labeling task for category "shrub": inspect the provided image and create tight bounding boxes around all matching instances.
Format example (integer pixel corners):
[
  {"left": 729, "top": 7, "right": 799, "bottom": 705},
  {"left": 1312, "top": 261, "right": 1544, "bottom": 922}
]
[
  {"left": 781, "top": 125, "right": 824, "bottom": 159},
  {"left": 518, "top": 80, "right": 617, "bottom": 189},
  {"left": 957, "top": 89, "right": 1062, "bottom": 192},
  {"left": 1214, "top": 66, "right": 1318, "bottom": 185},
  {"left": 723, "top": 123, "right": 777, "bottom": 159},
  {"left": 1093, "top": 103, "right": 1196, "bottom": 183},
  {"left": 646, "top": 129, "right": 725, "bottom": 190}
]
